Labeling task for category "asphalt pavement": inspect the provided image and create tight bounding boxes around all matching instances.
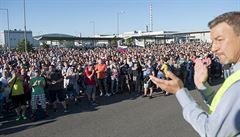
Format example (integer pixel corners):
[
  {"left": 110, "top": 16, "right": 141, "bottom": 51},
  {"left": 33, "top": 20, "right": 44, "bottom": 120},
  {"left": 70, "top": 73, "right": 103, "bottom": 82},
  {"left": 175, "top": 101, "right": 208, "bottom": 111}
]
[{"left": 0, "top": 83, "right": 222, "bottom": 137}]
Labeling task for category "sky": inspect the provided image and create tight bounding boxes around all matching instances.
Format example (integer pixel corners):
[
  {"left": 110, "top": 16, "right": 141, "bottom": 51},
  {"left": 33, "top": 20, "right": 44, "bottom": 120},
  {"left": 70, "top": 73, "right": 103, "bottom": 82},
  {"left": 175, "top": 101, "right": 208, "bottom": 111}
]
[{"left": 0, "top": 0, "right": 239, "bottom": 36}]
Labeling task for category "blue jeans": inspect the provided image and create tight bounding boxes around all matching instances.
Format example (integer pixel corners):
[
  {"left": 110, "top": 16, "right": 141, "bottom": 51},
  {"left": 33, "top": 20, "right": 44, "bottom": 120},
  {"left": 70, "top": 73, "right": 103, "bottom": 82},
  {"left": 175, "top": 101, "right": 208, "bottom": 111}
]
[{"left": 111, "top": 79, "right": 119, "bottom": 93}]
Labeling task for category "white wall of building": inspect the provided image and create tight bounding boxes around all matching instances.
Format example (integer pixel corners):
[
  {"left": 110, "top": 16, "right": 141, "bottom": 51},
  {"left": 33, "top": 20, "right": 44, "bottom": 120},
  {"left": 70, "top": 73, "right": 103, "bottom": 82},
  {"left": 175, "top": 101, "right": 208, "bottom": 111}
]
[
  {"left": 189, "top": 32, "right": 211, "bottom": 43},
  {"left": 0, "top": 30, "right": 34, "bottom": 48},
  {"left": 172, "top": 31, "right": 211, "bottom": 43},
  {"left": 0, "top": 32, "right": 4, "bottom": 47}
]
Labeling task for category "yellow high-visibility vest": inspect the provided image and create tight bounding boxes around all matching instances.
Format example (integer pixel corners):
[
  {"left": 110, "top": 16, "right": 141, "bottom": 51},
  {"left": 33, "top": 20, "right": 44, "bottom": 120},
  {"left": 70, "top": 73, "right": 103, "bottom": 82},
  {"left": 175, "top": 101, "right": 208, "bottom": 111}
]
[{"left": 209, "top": 70, "right": 240, "bottom": 114}]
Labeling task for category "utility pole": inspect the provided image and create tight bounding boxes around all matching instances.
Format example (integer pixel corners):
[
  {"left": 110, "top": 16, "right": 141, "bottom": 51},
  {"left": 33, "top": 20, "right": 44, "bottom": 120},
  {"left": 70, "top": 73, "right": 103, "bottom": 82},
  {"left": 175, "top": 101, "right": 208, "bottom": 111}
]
[{"left": 23, "top": 0, "right": 28, "bottom": 52}]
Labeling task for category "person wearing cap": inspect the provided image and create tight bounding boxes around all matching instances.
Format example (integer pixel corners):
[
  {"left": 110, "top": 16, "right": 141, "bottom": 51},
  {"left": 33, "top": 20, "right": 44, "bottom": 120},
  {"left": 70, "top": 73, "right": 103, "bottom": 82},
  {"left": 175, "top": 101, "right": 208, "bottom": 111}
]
[{"left": 150, "top": 12, "right": 240, "bottom": 136}]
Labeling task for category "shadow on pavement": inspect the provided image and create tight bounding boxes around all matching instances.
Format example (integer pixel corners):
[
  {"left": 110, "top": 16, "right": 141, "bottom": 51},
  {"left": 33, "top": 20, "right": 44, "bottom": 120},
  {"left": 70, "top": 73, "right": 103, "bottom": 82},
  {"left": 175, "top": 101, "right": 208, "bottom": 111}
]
[
  {"left": 0, "top": 119, "right": 56, "bottom": 135},
  {"left": 0, "top": 90, "right": 142, "bottom": 135}
]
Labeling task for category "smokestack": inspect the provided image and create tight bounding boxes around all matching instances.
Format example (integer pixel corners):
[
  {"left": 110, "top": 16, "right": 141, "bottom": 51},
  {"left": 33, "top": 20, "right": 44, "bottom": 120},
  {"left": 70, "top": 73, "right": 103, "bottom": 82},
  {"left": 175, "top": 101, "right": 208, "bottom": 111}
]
[{"left": 149, "top": 0, "right": 153, "bottom": 32}]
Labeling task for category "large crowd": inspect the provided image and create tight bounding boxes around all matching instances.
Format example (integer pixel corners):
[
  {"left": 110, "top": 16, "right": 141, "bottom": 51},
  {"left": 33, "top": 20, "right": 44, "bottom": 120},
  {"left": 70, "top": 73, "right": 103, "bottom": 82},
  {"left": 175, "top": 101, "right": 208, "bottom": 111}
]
[{"left": 0, "top": 42, "right": 226, "bottom": 121}]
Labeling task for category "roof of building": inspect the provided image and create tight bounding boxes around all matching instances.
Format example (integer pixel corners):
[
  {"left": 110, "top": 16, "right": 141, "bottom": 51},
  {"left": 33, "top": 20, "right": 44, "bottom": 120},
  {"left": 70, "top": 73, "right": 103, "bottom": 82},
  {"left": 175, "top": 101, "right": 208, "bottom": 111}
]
[
  {"left": 34, "top": 33, "right": 122, "bottom": 41},
  {"left": 34, "top": 33, "right": 76, "bottom": 38}
]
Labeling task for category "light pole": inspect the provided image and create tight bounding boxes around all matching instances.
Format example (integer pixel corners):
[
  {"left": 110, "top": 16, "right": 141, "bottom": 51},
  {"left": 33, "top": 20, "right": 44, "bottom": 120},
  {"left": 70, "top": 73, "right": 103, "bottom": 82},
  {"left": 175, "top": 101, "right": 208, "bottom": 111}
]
[
  {"left": 0, "top": 8, "right": 10, "bottom": 50},
  {"left": 23, "top": 0, "right": 27, "bottom": 52},
  {"left": 89, "top": 21, "right": 95, "bottom": 37},
  {"left": 117, "top": 11, "right": 125, "bottom": 36}
]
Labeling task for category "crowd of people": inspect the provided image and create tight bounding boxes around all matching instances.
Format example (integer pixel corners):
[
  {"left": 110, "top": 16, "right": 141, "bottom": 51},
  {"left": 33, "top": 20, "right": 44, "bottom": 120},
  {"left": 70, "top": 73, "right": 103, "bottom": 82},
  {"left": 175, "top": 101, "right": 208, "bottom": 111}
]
[{"left": 0, "top": 42, "right": 225, "bottom": 121}]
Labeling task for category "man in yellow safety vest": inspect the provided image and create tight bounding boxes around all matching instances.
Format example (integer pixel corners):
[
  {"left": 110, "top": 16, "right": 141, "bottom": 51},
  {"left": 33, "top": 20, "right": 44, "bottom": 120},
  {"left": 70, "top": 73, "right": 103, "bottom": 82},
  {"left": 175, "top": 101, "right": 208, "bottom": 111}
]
[{"left": 150, "top": 11, "right": 240, "bottom": 137}]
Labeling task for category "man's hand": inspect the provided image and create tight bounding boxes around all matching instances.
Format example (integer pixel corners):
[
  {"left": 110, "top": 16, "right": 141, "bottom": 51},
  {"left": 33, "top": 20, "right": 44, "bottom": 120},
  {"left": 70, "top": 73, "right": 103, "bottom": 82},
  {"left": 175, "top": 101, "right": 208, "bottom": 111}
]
[
  {"left": 150, "top": 71, "right": 184, "bottom": 94},
  {"left": 194, "top": 59, "right": 208, "bottom": 89}
]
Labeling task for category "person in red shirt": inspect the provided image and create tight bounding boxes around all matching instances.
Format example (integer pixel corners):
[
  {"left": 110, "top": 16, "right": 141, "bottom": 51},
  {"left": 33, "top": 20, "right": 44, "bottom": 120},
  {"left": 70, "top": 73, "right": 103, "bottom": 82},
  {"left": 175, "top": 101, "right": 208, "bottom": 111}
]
[{"left": 85, "top": 63, "right": 97, "bottom": 105}]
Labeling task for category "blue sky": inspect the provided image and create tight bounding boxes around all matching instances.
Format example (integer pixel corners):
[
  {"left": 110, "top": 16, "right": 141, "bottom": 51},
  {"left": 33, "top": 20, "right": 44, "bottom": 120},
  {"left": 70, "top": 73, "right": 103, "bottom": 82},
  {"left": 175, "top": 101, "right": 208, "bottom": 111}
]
[{"left": 0, "top": 0, "right": 239, "bottom": 36}]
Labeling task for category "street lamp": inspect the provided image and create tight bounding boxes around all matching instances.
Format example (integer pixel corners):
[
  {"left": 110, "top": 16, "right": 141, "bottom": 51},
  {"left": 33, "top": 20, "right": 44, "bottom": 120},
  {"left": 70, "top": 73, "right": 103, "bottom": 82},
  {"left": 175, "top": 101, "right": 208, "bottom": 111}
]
[
  {"left": 0, "top": 8, "right": 10, "bottom": 50},
  {"left": 117, "top": 11, "right": 125, "bottom": 36},
  {"left": 89, "top": 21, "right": 95, "bottom": 37},
  {"left": 23, "top": 0, "right": 27, "bottom": 52}
]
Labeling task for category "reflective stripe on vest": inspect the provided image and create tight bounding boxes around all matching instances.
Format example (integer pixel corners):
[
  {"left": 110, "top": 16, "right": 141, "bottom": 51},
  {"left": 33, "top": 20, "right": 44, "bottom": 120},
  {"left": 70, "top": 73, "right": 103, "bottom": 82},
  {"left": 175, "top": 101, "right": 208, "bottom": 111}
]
[{"left": 209, "top": 70, "right": 240, "bottom": 114}]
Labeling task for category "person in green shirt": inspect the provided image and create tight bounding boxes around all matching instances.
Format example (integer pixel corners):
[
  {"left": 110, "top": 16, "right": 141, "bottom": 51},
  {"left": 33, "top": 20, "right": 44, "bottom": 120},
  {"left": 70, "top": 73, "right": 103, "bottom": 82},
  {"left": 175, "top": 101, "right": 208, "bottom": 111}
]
[{"left": 30, "top": 69, "right": 47, "bottom": 115}]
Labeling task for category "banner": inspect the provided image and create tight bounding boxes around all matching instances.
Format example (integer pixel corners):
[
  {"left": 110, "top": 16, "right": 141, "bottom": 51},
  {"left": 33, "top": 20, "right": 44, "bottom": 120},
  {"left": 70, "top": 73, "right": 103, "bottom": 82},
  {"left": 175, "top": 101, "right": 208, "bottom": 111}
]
[{"left": 135, "top": 38, "right": 145, "bottom": 47}]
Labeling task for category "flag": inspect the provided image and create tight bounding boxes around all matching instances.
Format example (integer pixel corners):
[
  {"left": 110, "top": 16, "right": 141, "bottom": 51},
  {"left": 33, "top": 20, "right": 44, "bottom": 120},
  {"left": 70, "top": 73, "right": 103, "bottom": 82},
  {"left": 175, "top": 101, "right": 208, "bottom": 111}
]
[{"left": 117, "top": 45, "right": 128, "bottom": 54}]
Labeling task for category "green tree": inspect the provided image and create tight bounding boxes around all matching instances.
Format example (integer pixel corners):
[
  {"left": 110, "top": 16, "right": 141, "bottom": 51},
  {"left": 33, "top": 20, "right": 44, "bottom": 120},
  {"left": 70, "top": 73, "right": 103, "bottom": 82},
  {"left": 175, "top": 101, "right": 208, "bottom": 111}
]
[
  {"left": 63, "top": 40, "right": 74, "bottom": 48},
  {"left": 125, "top": 37, "right": 133, "bottom": 46},
  {"left": 41, "top": 42, "right": 50, "bottom": 49},
  {"left": 111, "top": 36, "right": 118, "bottom": 47},
  {"left": 17, "top": 39, "right": 33, "bottom": 52}
]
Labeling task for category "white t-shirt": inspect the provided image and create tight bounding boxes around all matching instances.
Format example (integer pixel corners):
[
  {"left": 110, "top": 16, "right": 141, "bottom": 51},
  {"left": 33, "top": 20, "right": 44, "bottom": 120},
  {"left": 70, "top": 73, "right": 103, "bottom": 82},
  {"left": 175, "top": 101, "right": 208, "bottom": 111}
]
[
  {"left": 0, "top": 77, "right": 8, "bottom": 88},
  {"left": 0, "top": 77, "right": 10, "bottom": 98}
]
